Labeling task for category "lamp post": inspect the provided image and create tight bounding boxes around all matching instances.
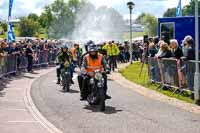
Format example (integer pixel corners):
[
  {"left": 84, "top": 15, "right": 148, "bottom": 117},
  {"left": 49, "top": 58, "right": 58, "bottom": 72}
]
[
  {"left": 194, "top": 0, "right": 200, "bottom": 105},
  {"left": 127, "top": 1, "right": 135, "bottom": 64}
]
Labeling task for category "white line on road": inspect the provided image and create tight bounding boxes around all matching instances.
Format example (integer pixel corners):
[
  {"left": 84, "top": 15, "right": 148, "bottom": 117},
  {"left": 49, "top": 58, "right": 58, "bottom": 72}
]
[
  {"left": 0, "top": 108, "right": 27, "bottom": 111},
  {"left": 7, "top": 121, "right": 39, "bottom": 123},
  {"left": 0, "top": 99, "right": 24, "bottom": 102}
]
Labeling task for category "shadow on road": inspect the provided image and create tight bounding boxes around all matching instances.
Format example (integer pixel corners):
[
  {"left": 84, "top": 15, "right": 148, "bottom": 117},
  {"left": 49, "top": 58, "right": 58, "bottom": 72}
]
[
  {"left": 0, "top": 92, "right": 5, "bottom": 97},
  {"left": 84, "top": 105, "right": 123, "bottom": 114},
  {"left": 59, "top": 89, "right": 79, "bottom": 93}
]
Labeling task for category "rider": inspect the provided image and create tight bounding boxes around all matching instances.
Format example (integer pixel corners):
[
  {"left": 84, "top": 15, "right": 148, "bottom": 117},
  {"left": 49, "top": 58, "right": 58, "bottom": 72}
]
[
  {"left": 56, "top": 46, "right": 63, "bottom": 84},
  {"left": 80, "top": 43, "right": 111, "bottom": 101},
  {"left": 56, "top": 44, "right": 73, "bottom": 86}
]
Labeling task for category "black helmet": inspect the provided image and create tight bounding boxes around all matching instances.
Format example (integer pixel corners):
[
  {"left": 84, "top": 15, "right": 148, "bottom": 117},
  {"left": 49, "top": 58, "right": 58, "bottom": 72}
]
[
  {"left": 62, "top": 44, "right": 68, "bottom": 49},
  {"left": 87, "top": 40, "right": 95, "bottom": 46},
  {"left": 88, "top": 44, "right": 98, "bottom": 52}
]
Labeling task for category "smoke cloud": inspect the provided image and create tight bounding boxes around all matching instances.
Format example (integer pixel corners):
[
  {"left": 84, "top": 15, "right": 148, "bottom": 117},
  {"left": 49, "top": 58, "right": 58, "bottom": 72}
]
[{"left": 70, "top": 1, "right": 125, "bottom": 42}]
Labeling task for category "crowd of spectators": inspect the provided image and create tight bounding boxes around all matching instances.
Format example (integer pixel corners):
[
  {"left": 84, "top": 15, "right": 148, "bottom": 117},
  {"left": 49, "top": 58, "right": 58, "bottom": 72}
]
[
  {"left": 0, "top": 38, "right": 61, "bottom": 74},
  {"left": 139, "top": 35, "right": 196, "bottom": 98}
]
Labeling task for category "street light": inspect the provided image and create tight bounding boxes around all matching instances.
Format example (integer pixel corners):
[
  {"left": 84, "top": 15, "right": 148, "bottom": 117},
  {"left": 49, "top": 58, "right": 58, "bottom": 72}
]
[
  {"left": 127, "top": 1, "right": 135, "bottom": 64},
  {"left": 194, "top": 0, "right": 200, "bottom": 105}
]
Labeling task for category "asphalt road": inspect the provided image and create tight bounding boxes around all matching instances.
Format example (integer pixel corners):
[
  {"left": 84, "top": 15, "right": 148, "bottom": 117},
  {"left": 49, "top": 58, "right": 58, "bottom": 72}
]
[{"left": 31, "top": 70, "right": 200, "bottom": 133}]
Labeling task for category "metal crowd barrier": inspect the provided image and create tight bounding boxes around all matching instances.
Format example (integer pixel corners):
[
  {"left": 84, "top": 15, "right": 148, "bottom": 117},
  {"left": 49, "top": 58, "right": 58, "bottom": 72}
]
[
  {"left": 18, "top": 54, "right": 28, "bottom": 69},
  {"left": 0, "top": 49, "right": 58, "bottom": 78},
  {"left": 0, "top": 55, "right": 17, "bottom": 78},
  {"left": 148, "top": 57, "right": 161, "bottom": 83},
  {"left": 161, "top": 58, "right": 179, "bottom": 89},
  {"left": 48, "top": 49, "right": 58, "bottom": 64},
  {"left": 148, "top": 57, "right": 200, "bottom": 93}
]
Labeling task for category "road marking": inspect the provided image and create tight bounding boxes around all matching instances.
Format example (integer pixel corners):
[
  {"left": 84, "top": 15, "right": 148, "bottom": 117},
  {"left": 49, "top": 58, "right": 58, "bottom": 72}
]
[
  {"left": 0, "top": 99, "right": 24, "bottom": 102},
  {"left": 0, "top": 108, "right": 27, "bottom": 111},
  {"left": 7, "top": 121, "right": 39, "bottom": 123}
]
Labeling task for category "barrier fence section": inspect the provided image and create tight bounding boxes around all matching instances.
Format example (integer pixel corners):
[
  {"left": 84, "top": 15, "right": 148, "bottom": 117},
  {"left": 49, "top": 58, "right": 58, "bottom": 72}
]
[
  {"left": 148, "top": 57, "right": 200, "bottom": 93},
  {"left": 0, "top": 49, "right": 58, "bottom": 78},
  {"left": 0, "top": 55, "right": 17, "bottom": 78}
]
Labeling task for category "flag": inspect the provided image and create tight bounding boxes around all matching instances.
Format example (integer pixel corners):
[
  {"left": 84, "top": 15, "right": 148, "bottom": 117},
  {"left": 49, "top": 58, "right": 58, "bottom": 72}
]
[
  {"left": 176, "top": 0, "right": 182, "bottom": 17},
  {"left": 8, "top": 0, "right": 14, "bottom": 17},
  {"left": 8, "top": 0, "right": 15, "bottom": 42},
  {"left": 7, "top": 22, "right": 15, "bottom": 43}
]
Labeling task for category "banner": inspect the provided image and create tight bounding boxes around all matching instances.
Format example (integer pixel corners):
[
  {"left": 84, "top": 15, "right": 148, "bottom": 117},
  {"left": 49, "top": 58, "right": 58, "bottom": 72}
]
[
  {"left": 176, "top": 0, "right": 182, "bottom": 17},
  {"left": 8, "top": 0, "right": 14, "bottom": 17},
  {"left": 7, "top": 22, "right": 15, "bottom": 43},
  {"left": 7, "top": 0, "right": 15, "bottom": 43}
]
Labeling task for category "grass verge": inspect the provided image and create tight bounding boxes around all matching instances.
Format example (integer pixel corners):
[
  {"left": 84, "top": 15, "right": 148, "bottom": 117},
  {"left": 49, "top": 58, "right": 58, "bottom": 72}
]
[{"left": 119, "top": 62, "right": 194, "bottom": 104}]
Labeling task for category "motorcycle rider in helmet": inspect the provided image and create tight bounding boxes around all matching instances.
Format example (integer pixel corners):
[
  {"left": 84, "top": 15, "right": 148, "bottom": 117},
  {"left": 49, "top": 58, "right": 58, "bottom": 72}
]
[
  {"left": 56, "top": 44, "right": 73, "bottom": 86},
  {"left": 79, "top": 43, "right": 111, "bottom": 101}
]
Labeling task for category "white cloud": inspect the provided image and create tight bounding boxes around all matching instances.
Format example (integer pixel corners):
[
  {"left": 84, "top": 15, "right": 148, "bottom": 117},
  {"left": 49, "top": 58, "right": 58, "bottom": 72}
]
[{"left": 0, "top": 0, "right": 192, "bottom": 19}]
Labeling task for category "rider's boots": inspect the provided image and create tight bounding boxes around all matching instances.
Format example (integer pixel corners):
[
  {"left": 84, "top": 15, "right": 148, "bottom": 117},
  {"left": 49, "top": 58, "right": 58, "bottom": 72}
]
[{"left": 57, "top": 78, "right": 60, "bottom": 84}]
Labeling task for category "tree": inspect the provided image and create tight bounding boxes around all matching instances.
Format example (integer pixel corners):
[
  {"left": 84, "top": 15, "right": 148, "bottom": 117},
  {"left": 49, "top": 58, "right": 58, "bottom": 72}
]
[
  {"left": 183, "top": 0, "right": 200, "bottom": 16},
  {"left": 28, "top": 13, "right": 39, "bottom": 21},
  {"left": 163, "top": 0, "right": 200, "bottom": 17},
  {"left": 42, "top": 0, "right": 81, "bottom": 38},
  {"left": 19, "top": 17, "right": 39, "bottom": 37},
  {"left": 39, "top": 6, "right": 54, "bottom": 29},
  {"left": 136, "top": 13, "right": 158, "bottom": 36},
  {"left": 1, "top": 22, "right": 7, "bottom": 32},
  {"left": 135, "top": 13, "right": 146, "bottom": 24},
  {"left": 163, "top": 8, "right": 176, "bottom": 17}
]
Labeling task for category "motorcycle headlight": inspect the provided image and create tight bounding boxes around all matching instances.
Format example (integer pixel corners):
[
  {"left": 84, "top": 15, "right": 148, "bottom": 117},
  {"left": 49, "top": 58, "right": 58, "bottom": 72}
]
[
  {"left": 90, "top": 78, "right": 95, "bottom": 84},
  {"left": 65, "top": 72, "right": 70, "bottom": 75},
  {"left": 95, "top": 73, "right": 103, "bottom": 80}
]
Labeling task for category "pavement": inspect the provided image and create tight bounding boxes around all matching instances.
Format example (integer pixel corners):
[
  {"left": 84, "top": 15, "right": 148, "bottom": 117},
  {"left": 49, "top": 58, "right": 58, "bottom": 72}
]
[
  {"left": 31, "top": 69, "right": 200, "bottom": 133},
  {"left": 0, "top": 67, "right": 60, "bottom": 133},
  {"left": 1, "top": 64, "right": 200, "bottom": 133}
]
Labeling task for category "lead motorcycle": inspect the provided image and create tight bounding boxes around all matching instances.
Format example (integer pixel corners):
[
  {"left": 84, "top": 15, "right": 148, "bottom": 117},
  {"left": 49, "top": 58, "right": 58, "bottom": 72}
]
[{"left": 83, "top": 69, "right": 107, "bottom": 111}]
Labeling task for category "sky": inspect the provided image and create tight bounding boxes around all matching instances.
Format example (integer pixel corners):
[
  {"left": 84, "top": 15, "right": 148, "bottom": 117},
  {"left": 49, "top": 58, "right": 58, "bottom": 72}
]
[{"left": 0, "top": 0, "right": 191, "bottom": 20}]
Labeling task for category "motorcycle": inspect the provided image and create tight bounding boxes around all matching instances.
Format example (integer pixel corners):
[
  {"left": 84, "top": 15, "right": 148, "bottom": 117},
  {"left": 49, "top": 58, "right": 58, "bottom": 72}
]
[
  {"left": 61, "top": 67, "right": 71, "bottom": 92},
  {"left": 58, "top": 62, "right": 72, "bottom": 92},
  {"left": 85, "top": 70, "right": 106, "bottom": 112}
]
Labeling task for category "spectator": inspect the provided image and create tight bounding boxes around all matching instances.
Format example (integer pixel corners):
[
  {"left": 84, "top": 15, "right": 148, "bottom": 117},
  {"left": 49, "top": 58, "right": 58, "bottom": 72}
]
[
  {"left": 0, "top": 41, "right": 7, "bottom": 54},
  {"left": 153, "top": 37, "right": 160, "bottom": 49},
  {"left": 156, "top": 42, "right": 173, "bottom": 58},
  {"left": 169, "top": 39, "right": 185, "bottom": 88},
  {"left": 6, "top": 42, "right": 15, "bottom": 54},
  {"left": 170, "top": 39, "right": 183, "bottom": 59},
  {"left": 181, "top": 36, "right": 195, "bottom": 94},
  {"left": 26, "top": 43, "right": 33, "bottom": 73},
  {"left": 155, "top": 40, "right": 165, "bottom": 57},
  {"left": 182, "top": 36, "right": 195, "bottom": 60},
  {"left": 149, "top": 43, "right": 158, "bottom": 57}
]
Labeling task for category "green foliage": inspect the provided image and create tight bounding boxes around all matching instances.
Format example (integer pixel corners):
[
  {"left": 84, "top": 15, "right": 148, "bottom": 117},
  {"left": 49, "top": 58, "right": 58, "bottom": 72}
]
[
  {"left": 1, "top": 22, "right": 7, "bottom": 32},
  {"left": 136, "top": 13, "right": 158, "bottom": 36},
  {"left": 38, "top": 6, "right": 53, "bottom": 30},
  {"left": 19, "top": 17, "right": 39, "bottom": 37},
  {"left": 28, "top": 13, "right": 39, "bottom": 21},
  {"left": 163, "top": 0, "right": 200, "bottom": 17},
  {"left": 163, "top": 8, "right": 176, "bottom": 17},
  {"left": 135, "top": 13, "right": 146, "bottom": 24},
  {"left": 44, "top": 0, "right": 80, "bottom": 38},
  {"left": 120, "top": 62, "right": 194, "bottom": 103}
]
